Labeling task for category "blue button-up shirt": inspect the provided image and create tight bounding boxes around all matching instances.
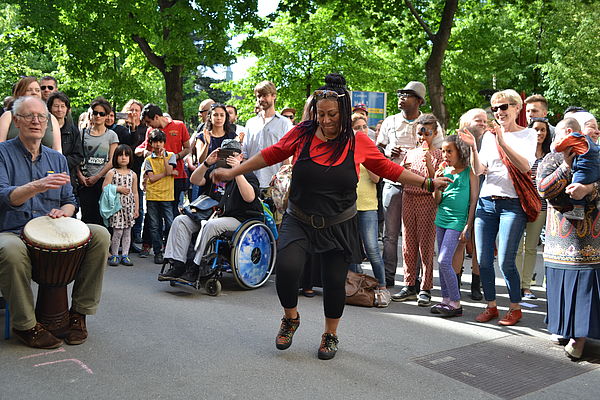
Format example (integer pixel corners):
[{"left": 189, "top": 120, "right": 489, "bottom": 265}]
[{"left": 0, "top": 137, "right": 76, "bottom": 233}]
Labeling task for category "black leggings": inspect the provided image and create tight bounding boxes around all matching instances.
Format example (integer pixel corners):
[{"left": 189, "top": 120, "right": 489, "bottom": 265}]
[{"left": 276, "top": 241, "right": 348, "bottom": 319}]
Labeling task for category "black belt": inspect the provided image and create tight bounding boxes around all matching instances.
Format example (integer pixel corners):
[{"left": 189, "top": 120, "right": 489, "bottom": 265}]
[{"left": 287, "top": 201, "right": 357, "bottom": 229}]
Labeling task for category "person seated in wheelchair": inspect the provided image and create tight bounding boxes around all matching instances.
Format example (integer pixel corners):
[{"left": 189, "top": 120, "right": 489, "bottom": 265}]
[{"left": 159, "top": 139, "right": 263, "bottom": 283}]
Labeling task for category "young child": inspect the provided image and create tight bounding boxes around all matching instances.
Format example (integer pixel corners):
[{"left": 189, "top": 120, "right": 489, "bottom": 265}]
[
  {"left": 143, "top": 129, "right": 178, "bottom": 264},
  {"left": 103, "top": 144, "right": 139, "bottom": 266},
  {"left": 431, "top": 135, "right": 478, "bottom": 317},
  {"left": 553, "top": 117, "right": 600, "bottom": 220}
]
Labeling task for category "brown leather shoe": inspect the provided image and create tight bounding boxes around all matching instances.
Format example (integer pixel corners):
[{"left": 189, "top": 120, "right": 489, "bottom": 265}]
[
  {"left": 498, "top": 308, "right": 522, "bottom": 326},
  {"left": 64, "top": 311, "right": 88, "bottom": 345},
  {"left": 475, "top": 306, "right": 499, "bottom": 322},
  {"left": 13, "top": 323, "right": 63, "bottom": 349}
]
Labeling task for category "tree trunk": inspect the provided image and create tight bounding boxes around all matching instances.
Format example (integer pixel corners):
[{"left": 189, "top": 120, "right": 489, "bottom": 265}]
[
  {"left": 424, "top": 0, "right": 458, "bottom": 130},
  {"left": 163, "top": 66, "right": 184, "bottom": 120}
]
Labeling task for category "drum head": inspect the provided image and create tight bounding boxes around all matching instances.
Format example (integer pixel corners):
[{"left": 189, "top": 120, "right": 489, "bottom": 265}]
[
  {"left": 230, "top": 221, "right": 276, "bottom": 289},
  {"left": 22, "top": 216, "right": 91, "bottom": 249}
]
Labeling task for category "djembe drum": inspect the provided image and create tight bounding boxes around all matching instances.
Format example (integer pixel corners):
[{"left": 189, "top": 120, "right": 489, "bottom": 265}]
[{"left": 21, "top": 216, "right": 92, "bottom": 336}]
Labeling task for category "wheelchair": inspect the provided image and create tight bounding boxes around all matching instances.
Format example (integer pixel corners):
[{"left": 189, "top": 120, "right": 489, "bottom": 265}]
[{"left": 159, "top": 213, "right": 277, "bottom": 296}]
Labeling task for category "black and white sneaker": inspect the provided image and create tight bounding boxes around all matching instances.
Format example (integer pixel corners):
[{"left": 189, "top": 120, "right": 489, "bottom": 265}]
[
  {"left": 417, "top": 290, "right": 432, "bottom": 306},
  {"left": 391, "top": 286, "right": 418, "bottom": 302}
]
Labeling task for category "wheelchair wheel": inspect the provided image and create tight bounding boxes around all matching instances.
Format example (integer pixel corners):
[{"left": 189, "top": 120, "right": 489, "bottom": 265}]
[
  {"left": 230, "top": 220, "right": 276, "bottom": 289},
  {"left": 205, "top": 279, "right": 221, "bottom": 296}
]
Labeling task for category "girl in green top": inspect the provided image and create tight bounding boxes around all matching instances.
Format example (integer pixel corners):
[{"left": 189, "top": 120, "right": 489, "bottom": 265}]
[{"left": 431, "top": 135, "right": 479, "bottom": 317}]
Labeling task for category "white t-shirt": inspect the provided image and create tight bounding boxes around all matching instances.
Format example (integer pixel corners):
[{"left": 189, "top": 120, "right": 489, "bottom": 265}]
[
  {"left": 243, "top": 112, "right": 293, "bottom": 188},
  {"left": 478, "top": 128, "right": 537, "bottom": 198}
]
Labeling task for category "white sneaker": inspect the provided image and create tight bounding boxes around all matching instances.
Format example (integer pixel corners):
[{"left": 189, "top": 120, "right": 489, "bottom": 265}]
[{"left": 376, "top": 289, "right": 391, "bottom": 308}]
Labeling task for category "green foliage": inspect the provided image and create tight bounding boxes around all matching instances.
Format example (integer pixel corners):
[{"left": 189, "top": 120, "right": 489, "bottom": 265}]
[
  {"left": 2, "top": 0, "right": 260, "bottom": 120},
  {"left": 216, "top": 6, "right": 410, "bottom": 124}
]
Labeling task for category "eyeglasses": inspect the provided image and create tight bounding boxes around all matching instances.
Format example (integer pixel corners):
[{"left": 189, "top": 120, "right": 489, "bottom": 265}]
[
  {"left": 529, "top": 117, "right": 549, "bottom": 123},
  {"left": 92, "top": 110, "right": 107, "bottom": 117},
  {"left": 417, "top": 126, "right": 435, "bottom": 136},
  {"left": 16, "top": 113, "right": 48, "bottom": 123},
  {"left": 313, "top": 90, "right": 345, "bottom": 99},
  {"left": 40, "top": 85, "right": 54, "bottom": 91},
  {"left": 282, "top": 114, "right": 294, "bottom": 119},
  {"left": 198, "top": 109, "right": 210, "bottom": 115},
  {"left": 397, "top": 91, "right": 416, "bottom": 99},
  {"left": 490, "top": 103, "right": 515, "bottom": 112}
]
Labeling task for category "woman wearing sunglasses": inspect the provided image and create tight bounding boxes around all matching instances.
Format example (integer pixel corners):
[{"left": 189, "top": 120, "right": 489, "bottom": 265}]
[
  {"left": 77, "top": 97, "right": 119, "bottom": 225},
  {"left": 0, "top": 76, "right": 62, "bottom": 152},
  {"left": 212, "top": 73, "right": 451, "bottom": 360},
  {"left": 460, "top": 89, "right": 538, "bottom": 326}
]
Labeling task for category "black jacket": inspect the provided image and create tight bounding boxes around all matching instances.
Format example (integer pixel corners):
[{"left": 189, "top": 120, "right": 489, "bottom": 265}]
[
  {"left": 60, "top": 121, "right": 84, "bottom": 190},
  {"left": 218, "top": 172, "right": 263, "bottom": 222}
]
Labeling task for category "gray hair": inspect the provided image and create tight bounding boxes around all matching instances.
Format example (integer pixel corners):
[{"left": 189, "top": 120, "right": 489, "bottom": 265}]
[{"left": 12, "top": 96, "right": 48, "bottom": 116}]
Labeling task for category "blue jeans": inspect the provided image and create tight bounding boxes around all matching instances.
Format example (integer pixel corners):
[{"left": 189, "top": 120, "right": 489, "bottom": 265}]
[
  {"left": 474, "top": 197, "right": 526, "bottom": 303},
  {"left": 146, "top": 200, "right": 174, "bottom": 254},
  {"left": 382, "top": 183, "right": 403, "bottom": 285},
  {"left": 350, "top": 210, "right": 386, "bottom": 286},
  {"left": 132, "top": 188, "right": 144, "bottom": 240}
]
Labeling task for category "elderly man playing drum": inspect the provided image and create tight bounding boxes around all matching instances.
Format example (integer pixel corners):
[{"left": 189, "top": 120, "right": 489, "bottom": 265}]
[{"left": 0, "top": 96, "right": 110, "bottom": 349}]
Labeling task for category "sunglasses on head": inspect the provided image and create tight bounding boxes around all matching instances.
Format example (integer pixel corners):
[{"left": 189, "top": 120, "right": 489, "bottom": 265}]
[
  {"left": 210, "top": 103, "right": 226, "bottom": 110},
  {"left": 418, "top": 126, "right": 435, "bottom": 136},
  {"left": 92, "top": 110, "right": 107, "bottom": 117},
  {"left": 313, "top": 89, "right": 345, "bottom": 99},
  {"left": 40, "top": 85, "right": 54, "bottom": 91},
  {"left": 491, "top": 103, "right": 515, "bottom": 112}
]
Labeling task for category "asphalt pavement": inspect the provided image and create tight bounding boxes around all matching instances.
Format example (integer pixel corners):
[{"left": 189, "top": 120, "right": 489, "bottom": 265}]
[{"left": 1, "top": 247, "right": 599, "bottom": 400}]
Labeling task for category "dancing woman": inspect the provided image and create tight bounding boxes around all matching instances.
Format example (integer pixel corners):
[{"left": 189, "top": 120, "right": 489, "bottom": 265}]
[{"left": 212, "top": 74, "right": 450, "bottom": 360}]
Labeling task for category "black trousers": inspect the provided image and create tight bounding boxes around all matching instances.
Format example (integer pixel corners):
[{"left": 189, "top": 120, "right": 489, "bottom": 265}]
[
  {"left": 78, "top": 180, "right": 104, "bottom": 226},
  {"left": 276, "top": 241, "right": 348, "bottom": 319}
]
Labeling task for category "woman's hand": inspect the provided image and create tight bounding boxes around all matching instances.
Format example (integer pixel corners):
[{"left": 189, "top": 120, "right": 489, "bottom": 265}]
[
  {"left": 203, "top": 129, "right": 211, "bottom": 146},
  {"left": 457, "top": 129, "right": 475, "bottom": 148},
  {"left": 565, "top": 182, "right": 593, "bottom": 200},
  {"left": 117, "top": 186, "right": 131, "bottom": 195},
  {"left": 205, "top": 149, "right": 219, "bottom": 166},
  {"left": 133, "top": 209, "right": 139, "bottom": 219},
  {"left": 87, "top": 175, "right": 100, "bottom": 186},
  {"left": 459, "top": 225, "right": 471, "bottom": 243}
]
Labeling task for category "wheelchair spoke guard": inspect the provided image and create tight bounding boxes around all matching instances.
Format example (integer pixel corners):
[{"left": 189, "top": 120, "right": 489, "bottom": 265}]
[{"left": 230, "top": 221, "right": 276, "bottom": 289}]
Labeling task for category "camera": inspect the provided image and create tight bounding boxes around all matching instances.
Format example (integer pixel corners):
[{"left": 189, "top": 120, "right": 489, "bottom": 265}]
[{"left": 215, "top": 148, "right": 237, "bottom": 168}]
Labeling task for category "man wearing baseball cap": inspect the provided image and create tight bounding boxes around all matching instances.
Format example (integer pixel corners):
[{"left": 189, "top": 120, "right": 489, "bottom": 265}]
[{"left": 376, "top": 81, "right": 444, "bottom": 289}]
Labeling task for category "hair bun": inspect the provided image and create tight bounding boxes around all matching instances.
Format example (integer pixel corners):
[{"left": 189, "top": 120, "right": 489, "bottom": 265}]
[{"left": 324, "top": 73, "right": 347, "bottom": 89}]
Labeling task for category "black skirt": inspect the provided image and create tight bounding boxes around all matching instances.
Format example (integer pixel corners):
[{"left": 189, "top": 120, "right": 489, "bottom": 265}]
[{"left": 277, "top": 212, "right": 361, "bottom": 264}]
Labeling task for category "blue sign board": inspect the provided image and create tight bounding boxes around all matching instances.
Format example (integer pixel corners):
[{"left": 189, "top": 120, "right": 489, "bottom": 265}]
[{"left": 350, "top": 91, "right": 387, "bottom": 127}]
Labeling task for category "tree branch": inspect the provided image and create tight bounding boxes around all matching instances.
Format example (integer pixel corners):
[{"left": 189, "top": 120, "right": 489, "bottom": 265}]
[
  {"left": 404, "top": 0, "right": 435, "bottom": 41},
  {"left": 131, "top": 34, "right": 165, "bottom": 72}
]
